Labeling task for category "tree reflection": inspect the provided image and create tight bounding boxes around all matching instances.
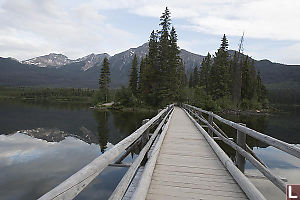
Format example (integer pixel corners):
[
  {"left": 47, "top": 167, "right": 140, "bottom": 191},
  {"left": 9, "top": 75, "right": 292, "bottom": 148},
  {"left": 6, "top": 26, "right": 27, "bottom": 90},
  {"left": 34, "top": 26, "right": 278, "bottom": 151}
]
[{"left": 93, "top": 111, "right": 109, "bottom": 153}]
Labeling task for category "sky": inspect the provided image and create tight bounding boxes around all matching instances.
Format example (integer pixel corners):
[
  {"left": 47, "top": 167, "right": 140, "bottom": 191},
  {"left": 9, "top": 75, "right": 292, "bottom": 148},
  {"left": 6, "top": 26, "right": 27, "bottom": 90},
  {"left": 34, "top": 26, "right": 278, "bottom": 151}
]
[{"left": 0, "top": 0, "right": 299, "bottom": 64}]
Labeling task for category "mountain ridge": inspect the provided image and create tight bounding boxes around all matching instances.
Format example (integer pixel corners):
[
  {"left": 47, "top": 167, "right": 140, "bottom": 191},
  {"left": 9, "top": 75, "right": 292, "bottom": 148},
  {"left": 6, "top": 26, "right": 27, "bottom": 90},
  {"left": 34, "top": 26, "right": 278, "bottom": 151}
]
[{"left": 1, "top": 43, "right": 300, "bottom": 90}]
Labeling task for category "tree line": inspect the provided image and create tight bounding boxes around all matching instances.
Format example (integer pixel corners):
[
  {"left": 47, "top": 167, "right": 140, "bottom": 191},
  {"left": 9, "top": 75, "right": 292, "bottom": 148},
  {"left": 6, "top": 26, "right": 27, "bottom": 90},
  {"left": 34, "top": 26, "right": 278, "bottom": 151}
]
[
  {"left": 97, "top": 7, "right": 268, "bottom": 111},
  {"left": 189, "top": 34, "right": 268, "bottom": 110}
]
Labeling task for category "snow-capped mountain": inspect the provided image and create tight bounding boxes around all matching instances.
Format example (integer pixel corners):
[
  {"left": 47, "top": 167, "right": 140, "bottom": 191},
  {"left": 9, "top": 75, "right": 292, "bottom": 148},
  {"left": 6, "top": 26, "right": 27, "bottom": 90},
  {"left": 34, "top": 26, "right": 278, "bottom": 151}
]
[
  {"left": 22, "top": 53, "right": 72, "bottom": 67},
  {"left": 75, "top": 53, "right": 110, "bottom": 71}
]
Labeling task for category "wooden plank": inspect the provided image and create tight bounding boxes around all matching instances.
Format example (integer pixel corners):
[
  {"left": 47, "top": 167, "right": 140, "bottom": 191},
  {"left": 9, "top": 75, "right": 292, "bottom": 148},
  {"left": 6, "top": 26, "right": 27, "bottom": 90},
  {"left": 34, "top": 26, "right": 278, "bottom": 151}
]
[
  {"left": 154, "top": 164, "right": 233, "bottom": 176},
  {"left": 109, "top": 109, "right": 172, "bottom": 200},
  {"left": 147, "top": 192, "right": 248, "bottom": 200},
  {"left": 151, "top": 173, "right": 236, "bottom": 184},
  {"left": 131, "top": 108, "right": 175, "bottom": 200},
  {"left": 144, "top": 107, "right": 252, "bottom": 200},
  {"left": 148, "top": 184, "right": 247, "bottom": 198},
  {"left": 38, "top": 106, "right": 172, "bottom": 200},
  {"left": 188, "top": 108, "right": 287, "bottom": 193},
  {"left": 150, "top": 179, "right": 244, "bottom": 193},
  {"left": 183, "top": 107, "right": 266, "bottom": 200}
]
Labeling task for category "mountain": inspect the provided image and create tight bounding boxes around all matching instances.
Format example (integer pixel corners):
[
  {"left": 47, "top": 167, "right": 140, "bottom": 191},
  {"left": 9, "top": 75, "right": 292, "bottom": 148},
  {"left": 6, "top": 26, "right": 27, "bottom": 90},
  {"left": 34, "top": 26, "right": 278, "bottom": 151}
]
[
  {"left": 22, "top": 53, "right": 72, "bottom": 67},
  {"left": 180, "top": 49, "right": 205, "bottom": 74},
  {"left": 0, "top": 43, "right": 300, "bottom": 93},
  {"left": 75, "top": 53, "right": 110, "bottom": 71},
  {"left": 22, "top": 52, "right": 110, "bottom": 71}
]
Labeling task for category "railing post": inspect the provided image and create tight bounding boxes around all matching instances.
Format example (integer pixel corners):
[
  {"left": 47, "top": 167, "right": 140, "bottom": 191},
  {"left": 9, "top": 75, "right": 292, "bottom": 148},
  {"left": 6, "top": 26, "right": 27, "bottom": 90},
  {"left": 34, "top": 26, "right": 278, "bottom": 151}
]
[
  {"left": 208, "top": 113, "right": 213, "bottom": 137},
  {"left": 236, "top": 123, "right": 246, "bottom": 173},
  {"left": 141, "top": 119, "right": 150, "bottom": 166}
]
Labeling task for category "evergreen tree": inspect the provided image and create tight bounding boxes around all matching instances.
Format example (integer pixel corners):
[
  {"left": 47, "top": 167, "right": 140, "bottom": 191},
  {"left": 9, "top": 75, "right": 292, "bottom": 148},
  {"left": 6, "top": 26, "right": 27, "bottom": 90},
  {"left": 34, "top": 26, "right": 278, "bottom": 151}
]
[
  {"left": 138, "top": 57, "right": 145, "bottom": 96},
  {"left": 249, "top": 59, "right": 257, "bottom": 99},
  {"left": 157, "top": 7, "right": 172, "bottom": 103},
  {"left": 199, "top": 53, "right": 212, "bottom": 93},
  {"left": 189, "top": 71, "right": 193, "bottom": 88},
  {"left": 209, "top": 34, "right": 230, "bottom": 99},
  {"left": 231, "top": 51, "right": 242, "bottom": 104},
  {"left": 256, "top": 70, "right": 267, "bottom": 102},
  {"left": 129, "top": 54, "right": 138, "bottom": 96},
  {"left": 145, "top": 31, "right": 160, "bottom": 106},
  {"left": 99, "top": 57, "right": 110, "bottom": 102},
  {"left": 241, "top": 56, "right": 251, "bottom": 100},
  {"left": 193, "top": 66, "right": 200, "bottom": 87},
  {"left": 170, "top": 26, "right": 183, "bottom": 101},
  {"left": 221, "top": 34, "right": 229, "bottom": 50}
]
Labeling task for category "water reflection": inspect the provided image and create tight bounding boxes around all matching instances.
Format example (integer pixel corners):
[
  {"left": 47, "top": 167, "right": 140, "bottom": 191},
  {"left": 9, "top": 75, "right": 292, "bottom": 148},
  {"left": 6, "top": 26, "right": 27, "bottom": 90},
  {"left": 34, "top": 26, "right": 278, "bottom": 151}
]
[
  {"left": 0, "top": 133, "right": 101, "bottom": 200},
  {"left": 0, "top": 102, "right": 155, "bottom": 200},
  {"left": 1, "top": 102, "right": 299, "bottom": 200},
  {"left": 213, "top": 105, "right": 300, "bottom": 200}
]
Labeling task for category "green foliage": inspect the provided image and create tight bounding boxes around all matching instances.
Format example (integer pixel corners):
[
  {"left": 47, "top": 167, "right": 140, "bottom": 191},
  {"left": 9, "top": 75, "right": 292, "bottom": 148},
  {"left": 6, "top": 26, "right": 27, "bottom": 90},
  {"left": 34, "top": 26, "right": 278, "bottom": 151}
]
[
  {"left": 92, "top": 89, "right": 112, "bottom": 104},
  {"left": 199, "top": 52, "right": 211, "bottom": 93},
  {"left": 129, "top": 54, "right": 138, "bottom": 96},
  {"left": 136, "top": 7, "right": 187, "bottom": 107},
  {"left": 209, "top": 34, "right": 231, "bottom": 99},
  {"left": 115, "top": 86, "right": 138, "bottom": 107},
  {"left": 0, "top": 87, "right": 95, "bottom": 104},
  {"left": 190, "top": 34, "right": 269, "bottom": 111},
  {"left": 99, "top": 57, "right": 111, "bottom": 102}
]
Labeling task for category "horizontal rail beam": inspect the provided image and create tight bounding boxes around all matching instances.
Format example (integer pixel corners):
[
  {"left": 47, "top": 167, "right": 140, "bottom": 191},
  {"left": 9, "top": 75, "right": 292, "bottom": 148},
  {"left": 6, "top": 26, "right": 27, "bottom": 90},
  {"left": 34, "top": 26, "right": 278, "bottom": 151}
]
[
  {"left": 38, "top": 105, "right": 173, "bottom": 200},
  {"left": 108, "top": 108, "right": 172, "bottom": 200},
  {"left": 184, "top": 104, "right": 300, "bottom": 160},
  {"left": 187, "top": 108, "right": 286, "bottom": 193},
  {"left": 183, "top": 108, "right": 266, "bottom": 200},
  {"left": 132, "top": 108, "right": 175, "bottom": 200}
]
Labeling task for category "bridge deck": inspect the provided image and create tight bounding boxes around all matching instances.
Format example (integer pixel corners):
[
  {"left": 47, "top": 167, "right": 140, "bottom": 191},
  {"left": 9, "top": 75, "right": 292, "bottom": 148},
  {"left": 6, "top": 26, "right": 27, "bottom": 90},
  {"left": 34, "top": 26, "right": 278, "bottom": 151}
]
[{"left": 145, "top": 107, "right": 248, "bottom": 200}]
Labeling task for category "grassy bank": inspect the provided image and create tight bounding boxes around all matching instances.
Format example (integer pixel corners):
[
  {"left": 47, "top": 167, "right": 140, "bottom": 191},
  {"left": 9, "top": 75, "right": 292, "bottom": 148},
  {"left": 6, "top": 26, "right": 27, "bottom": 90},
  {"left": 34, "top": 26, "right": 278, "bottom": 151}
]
[{"left": 0, "top": 87, "right": 95, "bottom": 105}]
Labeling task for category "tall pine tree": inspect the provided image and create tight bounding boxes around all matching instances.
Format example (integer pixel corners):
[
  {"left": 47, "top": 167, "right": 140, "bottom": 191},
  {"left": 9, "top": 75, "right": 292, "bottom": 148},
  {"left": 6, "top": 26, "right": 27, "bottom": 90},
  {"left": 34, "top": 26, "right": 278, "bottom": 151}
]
[
  {"left": 210, "top": 34, "right": 231, "bottom": 99},
  {"left": 199, "top": 52, "right": 212, "bottom": 93},
  {"left": 99, "top": 57, "right": 111, "bottom": 102},
  {"left": 193, "top": 66, "right": 200, "bottom": 87},
  {"left": 129, "top": 54, "right": 138, "bottom": 96},
  {"left": 170, "top": 26, "right": 184, "bottom": 101}
]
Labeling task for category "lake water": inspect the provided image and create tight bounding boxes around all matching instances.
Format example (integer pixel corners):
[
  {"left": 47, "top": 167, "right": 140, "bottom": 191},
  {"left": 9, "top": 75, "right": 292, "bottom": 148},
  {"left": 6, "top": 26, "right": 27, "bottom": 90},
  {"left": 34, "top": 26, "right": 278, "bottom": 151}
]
[{"left": 0, "top": 102, "right": 299, "bottom": 200}]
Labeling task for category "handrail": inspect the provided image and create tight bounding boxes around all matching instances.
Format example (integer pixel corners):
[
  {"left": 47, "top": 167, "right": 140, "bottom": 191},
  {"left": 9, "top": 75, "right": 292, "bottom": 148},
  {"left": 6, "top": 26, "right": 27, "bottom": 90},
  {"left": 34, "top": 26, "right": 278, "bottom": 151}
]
[
  {"left": 183, "top": 108, "right": 266, "bottom": 200},
  {"left": 108, "top": 108, "right": 173, "bottom": 200},
  {"left": 132, "top": 106, "right": 175, "bottom": 200},
  {"left": 184, "top": 104, "right": 300, "bottom": 159},
  {"left": 38, "top": 104, "right": 174, "bottom": 200},
  {"left": 186, "top": 108, "right": 286, "bottom": 193}
]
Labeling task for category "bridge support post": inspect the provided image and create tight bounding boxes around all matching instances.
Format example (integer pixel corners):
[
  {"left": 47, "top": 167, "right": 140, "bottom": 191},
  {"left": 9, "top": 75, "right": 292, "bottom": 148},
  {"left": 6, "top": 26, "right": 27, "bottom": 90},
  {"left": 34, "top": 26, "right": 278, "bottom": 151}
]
[
  {"left": 236, "top": 123, "right": 246, "bottom": 173},
  {"left": 141, "top": 119, "right": 150, "bottom": 166},
  {"left": 208, "top": 114, "right": 213, "bottom": 137}
]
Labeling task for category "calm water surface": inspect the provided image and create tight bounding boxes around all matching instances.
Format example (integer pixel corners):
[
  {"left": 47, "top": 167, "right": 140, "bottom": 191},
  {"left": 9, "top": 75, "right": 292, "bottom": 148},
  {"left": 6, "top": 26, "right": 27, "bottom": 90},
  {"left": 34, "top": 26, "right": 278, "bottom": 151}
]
[
  {"left": 0, "top": 102, "right": 155, "bottom": 200},
  {"left": 0, "top": 102, "right": 299, "bottom": 200}
]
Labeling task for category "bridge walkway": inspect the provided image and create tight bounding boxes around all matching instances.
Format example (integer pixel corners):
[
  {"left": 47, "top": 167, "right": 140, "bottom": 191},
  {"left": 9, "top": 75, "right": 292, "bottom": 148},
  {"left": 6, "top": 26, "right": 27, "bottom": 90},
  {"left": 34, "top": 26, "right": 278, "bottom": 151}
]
[{"left": 145, "top": 107, "right": 248, "bottom": 200}]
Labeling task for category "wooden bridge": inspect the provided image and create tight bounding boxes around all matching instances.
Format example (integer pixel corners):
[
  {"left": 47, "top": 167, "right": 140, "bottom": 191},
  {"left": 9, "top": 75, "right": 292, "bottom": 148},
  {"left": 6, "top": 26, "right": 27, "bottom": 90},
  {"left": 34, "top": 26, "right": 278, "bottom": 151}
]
[{"left": 39, "top": 104, "right": 300, "bottom": 200}]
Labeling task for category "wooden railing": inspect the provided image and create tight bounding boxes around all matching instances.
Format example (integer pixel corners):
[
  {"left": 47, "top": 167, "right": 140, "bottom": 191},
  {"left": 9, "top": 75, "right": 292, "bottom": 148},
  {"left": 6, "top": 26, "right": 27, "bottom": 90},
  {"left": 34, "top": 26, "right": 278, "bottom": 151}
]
[
  {"left": 38, "top": 104, "right": 174, "bottom": 200},
  {"left": 183, "top": 104, "right": 300, "bottom": 195}
]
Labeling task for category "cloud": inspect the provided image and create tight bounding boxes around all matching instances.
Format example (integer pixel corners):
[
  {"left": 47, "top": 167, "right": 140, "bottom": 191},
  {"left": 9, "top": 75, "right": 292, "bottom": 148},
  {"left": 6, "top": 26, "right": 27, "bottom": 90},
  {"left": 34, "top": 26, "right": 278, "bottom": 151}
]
[
  {"left": 0, "top": 0, "right": 299, "bottom": 64},
  {"left": 125, "top": 0, "right": 300, "bottom": 41},
  {"left": 0, "top": 0, "right": 135, "bottom": 60}
]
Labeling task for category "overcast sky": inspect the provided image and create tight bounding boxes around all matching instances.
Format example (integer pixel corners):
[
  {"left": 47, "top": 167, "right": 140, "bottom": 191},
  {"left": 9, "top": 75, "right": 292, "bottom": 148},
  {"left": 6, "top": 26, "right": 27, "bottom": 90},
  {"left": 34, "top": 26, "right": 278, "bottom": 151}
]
[{"left": 0, "top": 0, "right": 299, "bottom": 64}]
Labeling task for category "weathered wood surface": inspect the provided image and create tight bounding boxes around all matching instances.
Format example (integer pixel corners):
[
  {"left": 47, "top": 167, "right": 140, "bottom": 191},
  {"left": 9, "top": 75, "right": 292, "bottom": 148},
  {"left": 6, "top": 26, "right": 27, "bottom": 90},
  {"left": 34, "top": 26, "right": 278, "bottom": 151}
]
[
  {"left": 187, "top": 107, "right": 286, "bottom": 194},
  {"left": 143, "top": 107, "right": 250, "bottom": 200},
  {"left": 131, "top": 108, "right": 174, "bottom": 200},
  {"left": 122, "top": 119, "right": 163, "bottom": 200},
  {"left": 109, "top": 109, "right": 172, "bottom": 200},
  {"left": 185, "top": 104, "right": 300, "bottom": 159},
  {"left": 185, "top": 109, "right": 266, "bottom": 200},
  {"left": 38, "top": 106, "right": 172, "bottom": 200}
]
